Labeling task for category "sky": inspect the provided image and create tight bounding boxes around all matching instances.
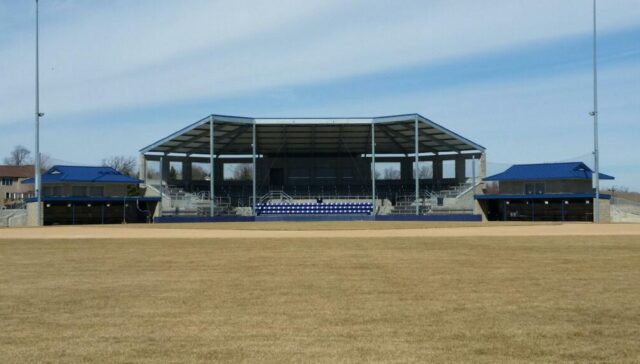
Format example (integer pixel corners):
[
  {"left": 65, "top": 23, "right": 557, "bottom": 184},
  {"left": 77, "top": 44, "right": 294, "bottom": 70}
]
[{"left": 1, "top": 0, "right": 639, "bottom": 189}]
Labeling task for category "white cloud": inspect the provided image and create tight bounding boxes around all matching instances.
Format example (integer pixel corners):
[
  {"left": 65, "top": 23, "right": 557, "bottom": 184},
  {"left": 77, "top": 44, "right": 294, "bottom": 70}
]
[
  {"left": 288, "top": 61, "right": 639, "bottom": 188},
  {"left": 1, "top": 0, "right": 639, "bottom": 188},
  {"left": 1, "top": 0, "right": 639, "bottom": 125}
]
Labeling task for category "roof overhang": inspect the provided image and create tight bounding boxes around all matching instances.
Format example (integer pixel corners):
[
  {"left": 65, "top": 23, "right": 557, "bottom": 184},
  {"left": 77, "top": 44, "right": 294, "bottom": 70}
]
[
  {"left": 140, "top": 113, "right": 485, "bottom": 156},
  {"left": 25, "top": 196, "right": 161, "bottom": 203},
  {"left": 475, "top": 193, "right": 611, "bottom": 200}
]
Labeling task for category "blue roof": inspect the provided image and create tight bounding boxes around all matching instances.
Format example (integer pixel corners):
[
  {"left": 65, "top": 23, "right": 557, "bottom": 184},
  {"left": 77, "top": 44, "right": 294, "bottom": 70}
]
[
  {"left": 23, "top": 165, "right": 143, "bottom": 184},
  {"left": 484, "top": 162, "right": 614, "bottom": 181}
]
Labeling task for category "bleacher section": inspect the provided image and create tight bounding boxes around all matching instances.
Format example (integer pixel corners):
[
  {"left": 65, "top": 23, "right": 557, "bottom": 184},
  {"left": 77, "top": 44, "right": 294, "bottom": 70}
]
[
  {"left": 158, "top": 180, "right": 474, "bottom": 217},
  {"left": 256, "top": 202, "right": 372, "bottom": 216}
]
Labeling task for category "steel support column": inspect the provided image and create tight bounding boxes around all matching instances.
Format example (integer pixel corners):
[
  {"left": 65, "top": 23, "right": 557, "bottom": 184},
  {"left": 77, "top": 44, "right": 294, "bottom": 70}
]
[
  {"left": 531, "top": 200, "right": 535, "bottom": 222},
  {"left": 158, "top": 156, "right": 164, "bottom": 218},
  {"left": 371, "top": 120, "right": 376, "bottom": 215},
  {"left": 209, "top": 116, "right": 215, "bottom": 217},
  {"left": 472, "top": 155, "right": 476, "bottom": 192},
  {"left": 503, "top": 201, "right": 508, "bottom": 221},
  {"left": 252, "top": 121, "right": 257, "bottom": 216},
  {"left": 413, "top": 117, "right": 420, "bottom": 215},
  {"left": 414, "top": 116, "right": 419, "bottom": 215},
  {"left": 138, "top": 154, "right": 147, "bottom": 182}
]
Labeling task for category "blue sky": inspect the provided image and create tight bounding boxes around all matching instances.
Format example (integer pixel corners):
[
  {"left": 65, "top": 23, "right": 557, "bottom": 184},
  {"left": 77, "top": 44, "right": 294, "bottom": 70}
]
[{"left": 1, "top": 0, "right": 639, "bottom": 189}]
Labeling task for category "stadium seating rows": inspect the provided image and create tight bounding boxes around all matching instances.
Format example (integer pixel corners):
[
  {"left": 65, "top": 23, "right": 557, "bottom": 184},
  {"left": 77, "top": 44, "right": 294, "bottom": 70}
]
[{"left": 256, "top": 202, "right": 373, "bottom": 215}]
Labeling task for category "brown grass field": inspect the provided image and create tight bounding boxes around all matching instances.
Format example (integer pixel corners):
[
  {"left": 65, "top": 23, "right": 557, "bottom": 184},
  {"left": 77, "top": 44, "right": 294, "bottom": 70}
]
[{"left": 1, "top": 222, "right": 640, "bottom": 363}]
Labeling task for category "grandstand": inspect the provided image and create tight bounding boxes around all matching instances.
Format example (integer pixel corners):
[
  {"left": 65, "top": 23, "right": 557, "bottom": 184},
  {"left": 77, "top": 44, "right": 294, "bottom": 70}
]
[{"left": 139, "top": 114, "right": 485, "bottom": 221}]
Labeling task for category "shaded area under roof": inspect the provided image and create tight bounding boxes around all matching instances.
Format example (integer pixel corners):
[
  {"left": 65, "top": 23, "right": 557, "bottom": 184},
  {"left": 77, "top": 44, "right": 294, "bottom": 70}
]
[
  {"left": 23, "top": 165, "right": 142, "bottom": 184},
  {"left": 140, "top": 113, "right": 485, "bottom": 156},
  {"left": 484, "top": 162, "right": 614, "bottom": 181}
]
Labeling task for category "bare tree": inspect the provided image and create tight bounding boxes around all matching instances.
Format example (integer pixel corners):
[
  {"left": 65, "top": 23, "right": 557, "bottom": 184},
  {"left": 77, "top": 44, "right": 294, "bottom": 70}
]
[
  {"left": 3, "top": 145, "right": 32, "bottom": 166},
  {"left": 233, "top": 164, "right": 253, "bottom": 181},
  {"left": 39, "top": 153, "right": 53, "bottom": 172},
  {"left": 192, "top": 165, "right": 210, "bottom": 180},
  {"left": 382, "top": 167, "right": 400, "bottom": 180},
  {"left": 169, "top": 165, "right": 178, "bottom": 180},
  {"left": 417, "top": 165, "right": 432, "bottom": 179},
  {"left": 102, "top": 155, "right": 137, "bottom": 177}
]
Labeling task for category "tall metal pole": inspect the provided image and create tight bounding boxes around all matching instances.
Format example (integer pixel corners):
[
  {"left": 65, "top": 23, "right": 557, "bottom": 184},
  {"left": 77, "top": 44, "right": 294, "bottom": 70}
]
[
  {"left": 414, "top": 116, "right": 419, "bottom": 215},
  {"left": 34, "top": 0, "right": 42, "bottom": 226},
  {"left": 209, "top": 116, "right": 215, "bottom": 217},
  {"left": 371, "top": 120, "right": 376, "bottom": 215},
  {"left": 252, "top": 121, "right": 257, "bottom": 216},
  {"left": 591, "top": 0, "right": 600, "bottom": 223}
]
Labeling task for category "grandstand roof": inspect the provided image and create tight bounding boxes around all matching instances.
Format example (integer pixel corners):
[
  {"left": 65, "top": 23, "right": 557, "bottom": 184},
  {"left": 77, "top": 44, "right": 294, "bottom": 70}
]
[
  {"left": 23, "top": 165, "right": 142, "bottom": 184},
  {"left": 484, "top": 162, "right": 614, "bottom": 181},
  {"left": 140, "top": 113, "right": 485, "bottom": 156}
]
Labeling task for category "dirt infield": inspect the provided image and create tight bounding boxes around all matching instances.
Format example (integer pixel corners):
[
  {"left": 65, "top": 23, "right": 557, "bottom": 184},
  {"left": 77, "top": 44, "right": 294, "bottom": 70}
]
[{"left": 2, "top": 222, "right": 640, "bottom": 240}]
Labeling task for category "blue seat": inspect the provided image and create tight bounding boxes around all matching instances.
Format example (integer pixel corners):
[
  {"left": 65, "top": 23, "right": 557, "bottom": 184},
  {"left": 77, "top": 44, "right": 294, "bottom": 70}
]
[{"left": 256, "top": 201, "right": 373, "bottom": 215}]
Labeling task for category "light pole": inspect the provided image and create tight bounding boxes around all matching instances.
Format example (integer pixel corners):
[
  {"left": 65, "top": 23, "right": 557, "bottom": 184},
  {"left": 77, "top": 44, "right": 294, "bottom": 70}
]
[
  {"left": 35, "top": 0, "right": 44, "bottom": 226},
  {"left": 590, "top": 0, "right": 600, "bottom": 223}
]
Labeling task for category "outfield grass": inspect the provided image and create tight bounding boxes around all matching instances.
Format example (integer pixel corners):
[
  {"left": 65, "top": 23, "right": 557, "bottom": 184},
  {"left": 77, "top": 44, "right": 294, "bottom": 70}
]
[{"left": 1, "top": 235, "right": 639, "bottom": 363}]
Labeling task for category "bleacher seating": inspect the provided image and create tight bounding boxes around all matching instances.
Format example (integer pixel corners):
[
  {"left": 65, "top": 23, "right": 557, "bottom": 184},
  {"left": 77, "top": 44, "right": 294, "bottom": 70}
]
[
  {"left": 185, "top": 181, "right": 460, "bottom": 209},
  {"left": 256, "top": 202, "right": 372, "bottom": 215}
]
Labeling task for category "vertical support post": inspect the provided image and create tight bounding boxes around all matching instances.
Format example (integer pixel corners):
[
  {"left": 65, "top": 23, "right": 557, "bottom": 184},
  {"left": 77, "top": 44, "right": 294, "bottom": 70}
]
[
  {"left": 209, "top": 116, "right": 215, "bottom": 217},
  {"left": 472, "top": 155, "right": 477, "bottom": 192},
  {"left": 252, "top": 121, "right": 257, "bottom": 216},
  {"left": 138, "top": 154, "right": 147, "bottom": 183},
  {"left": 182, "top": 159, "right": 192, "bottom": 191},
  {"left": 414, "top": 116, "right": 419, "bottom": 215},
  {"left": 480, "top": 152, "right": 487, "bottom": 182},
  {"left": 531, "top": 200, "right": 535, "bottom": 222},
  {"left": 123, "top": 197, "right": 127, "bottom": 224},
  {"left": 503, "top": 201, "right": 508, "bottom": 221},
  {"left": 371, "top": 120, "right": 376, "bottom": 215},
  {"left": 455, "top": 154, "right": 466, "bottom": 183},
  {"left": 158, "top": 156, "right": 164, "bottom": 217},
  {"left": 433, "top": 157, "right": 442, "bottom": 189}
]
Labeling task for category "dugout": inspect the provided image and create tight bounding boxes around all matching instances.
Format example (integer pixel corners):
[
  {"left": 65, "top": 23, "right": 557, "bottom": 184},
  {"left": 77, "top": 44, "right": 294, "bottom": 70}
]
[
  {"left": 139, "top": 114, "right": 486, "bottom": 218},
  {"left": 23, "top": 165, "right": 160, "bottom": 226},
  {"left": 475, "top": 162, "right": 614, "bottom": 222}
]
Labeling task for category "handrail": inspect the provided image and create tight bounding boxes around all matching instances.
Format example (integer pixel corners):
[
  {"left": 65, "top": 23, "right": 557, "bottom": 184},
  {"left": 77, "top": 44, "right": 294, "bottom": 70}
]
[{"left": 259, "top": 190, "right": 293, "bottom": 204}]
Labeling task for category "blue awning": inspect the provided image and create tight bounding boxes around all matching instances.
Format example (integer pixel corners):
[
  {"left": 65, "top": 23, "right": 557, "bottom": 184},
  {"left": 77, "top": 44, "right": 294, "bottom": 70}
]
[
  {"left": 484, "top": 162, "right": 614, "bottom": 182},
  {"left": 23, "top": 165, "right": 143, "bottom": 184},
  {"left": 25, "top": 196, "right": 160, "bottom": 203},
  {"left": 475, "top": 193, "right": 611, "bottom": 200}
]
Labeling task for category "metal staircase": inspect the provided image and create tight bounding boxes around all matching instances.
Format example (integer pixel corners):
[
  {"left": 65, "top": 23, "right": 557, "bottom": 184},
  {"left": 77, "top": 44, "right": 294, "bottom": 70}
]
[
  {"left": 153, "top": 185, "right": 232, "bottom": 216},
  {"left": 391, "top": 194, "right": 432, "bottom": 215}
]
